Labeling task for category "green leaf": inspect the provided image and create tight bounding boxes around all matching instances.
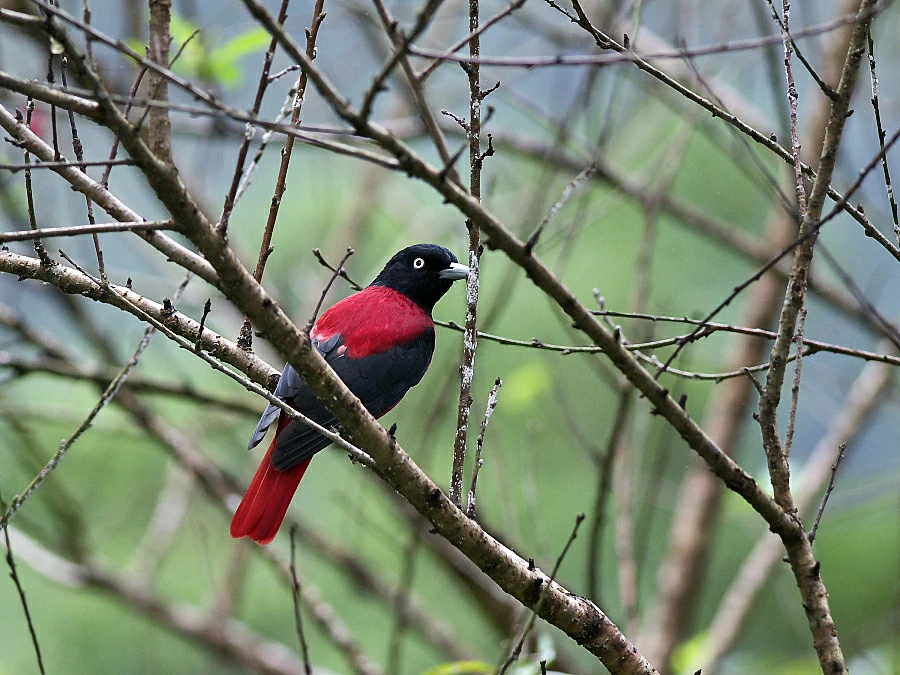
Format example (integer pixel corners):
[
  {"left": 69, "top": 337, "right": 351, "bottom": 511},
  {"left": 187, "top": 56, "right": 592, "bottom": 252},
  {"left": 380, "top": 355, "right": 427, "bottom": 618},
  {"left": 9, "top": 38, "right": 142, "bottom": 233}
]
[
  {"left": 169, "top": 13, "right": 200, "bottom": 46},
  {"left": 671, "top": 630, "right": 707, "bottom": 674},
  {"left": 125, "top": 37, "right": 144, "bottom": 56},
  {"left": 535, "top": 632, "right": 556, "bottom": 664},
  {"left": 419, "top": 661, "right": 495, "bottom": 675},
  {"left": 214, "top": 27, "right": 271, "bottom": 62},
  {"left": 504, "top": 360, "right": 552, "bottom": 412},
  {"left": 131, "top": 15, "right": 269, "bottom": 87},
  {"left": 202, "top": 28, "right": 271, "bottom": 87}
]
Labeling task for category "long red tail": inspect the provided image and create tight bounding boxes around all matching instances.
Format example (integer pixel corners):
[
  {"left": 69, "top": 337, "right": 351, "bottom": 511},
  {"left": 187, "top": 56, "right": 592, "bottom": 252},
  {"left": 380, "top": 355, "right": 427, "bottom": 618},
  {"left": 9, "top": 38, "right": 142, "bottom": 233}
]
[{"left": 230, "top": 414, "right": 311, "bottom": 545}]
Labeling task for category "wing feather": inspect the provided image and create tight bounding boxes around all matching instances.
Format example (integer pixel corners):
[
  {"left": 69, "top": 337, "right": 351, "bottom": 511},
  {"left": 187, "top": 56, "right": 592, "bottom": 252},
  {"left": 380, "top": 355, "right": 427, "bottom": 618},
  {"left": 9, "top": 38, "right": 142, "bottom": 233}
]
[
  {"left": 247, "top": 332, "right": 342, "bottom": 450},
  {"left": 270, "top": 328, "right": 435, "bottom": 471}
]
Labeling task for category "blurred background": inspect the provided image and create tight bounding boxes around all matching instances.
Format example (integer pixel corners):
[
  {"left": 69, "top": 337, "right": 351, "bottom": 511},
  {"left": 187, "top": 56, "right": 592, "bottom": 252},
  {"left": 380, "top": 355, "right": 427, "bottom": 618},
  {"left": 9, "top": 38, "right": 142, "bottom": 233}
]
[{"left": 1, "top": 0, "right": 898, "bottom": 673}]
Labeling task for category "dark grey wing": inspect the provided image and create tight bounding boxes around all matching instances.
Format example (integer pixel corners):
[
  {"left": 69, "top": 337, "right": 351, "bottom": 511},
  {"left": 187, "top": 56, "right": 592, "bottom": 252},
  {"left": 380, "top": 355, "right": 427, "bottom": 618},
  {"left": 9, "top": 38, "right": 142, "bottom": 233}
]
[
  {"left": 270, "top": 329, "right": 436, "bottom": 471},
  {"left": 247, "top": 333, "right": 342, "bottom": 450}
]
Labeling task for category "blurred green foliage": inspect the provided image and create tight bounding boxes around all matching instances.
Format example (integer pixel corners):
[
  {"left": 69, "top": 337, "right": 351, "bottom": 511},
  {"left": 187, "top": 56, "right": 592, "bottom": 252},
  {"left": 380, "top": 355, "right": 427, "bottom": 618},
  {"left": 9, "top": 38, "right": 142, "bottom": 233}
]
[{"left": 127, "top": 14, "right": 271, "bottom": 88}]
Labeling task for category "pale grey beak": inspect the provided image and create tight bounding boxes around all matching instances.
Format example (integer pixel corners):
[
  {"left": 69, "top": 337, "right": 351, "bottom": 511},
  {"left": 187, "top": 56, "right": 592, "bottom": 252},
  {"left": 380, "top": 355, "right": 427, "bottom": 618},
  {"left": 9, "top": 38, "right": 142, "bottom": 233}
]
[{"left": 439, "top": 262, "right": 469, "bottom": 281}]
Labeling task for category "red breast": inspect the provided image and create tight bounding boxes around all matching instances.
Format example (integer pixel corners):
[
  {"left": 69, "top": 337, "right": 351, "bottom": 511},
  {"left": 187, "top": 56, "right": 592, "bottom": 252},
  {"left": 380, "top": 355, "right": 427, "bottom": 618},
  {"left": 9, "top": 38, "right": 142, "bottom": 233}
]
[{"left": 311, "top": 286, "right": 434, "bottom": 359}]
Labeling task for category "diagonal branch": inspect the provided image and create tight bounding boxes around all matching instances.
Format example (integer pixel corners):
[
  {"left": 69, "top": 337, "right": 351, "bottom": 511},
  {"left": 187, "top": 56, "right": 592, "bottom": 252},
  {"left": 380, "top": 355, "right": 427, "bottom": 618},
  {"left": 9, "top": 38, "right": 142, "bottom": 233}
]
[
  {"left": 0, "top": 249, "right": 278, "bottom": 387},
  {"left": 0, "top": 103, "right": 217, "bottom": 285}
]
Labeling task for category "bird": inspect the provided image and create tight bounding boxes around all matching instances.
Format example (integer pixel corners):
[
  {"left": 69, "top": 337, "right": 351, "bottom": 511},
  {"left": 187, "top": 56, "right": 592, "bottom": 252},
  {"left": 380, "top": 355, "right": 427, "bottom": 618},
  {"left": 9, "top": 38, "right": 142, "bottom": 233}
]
[{"left": 231, "top": 244, "right": 469, "bottom": 545}]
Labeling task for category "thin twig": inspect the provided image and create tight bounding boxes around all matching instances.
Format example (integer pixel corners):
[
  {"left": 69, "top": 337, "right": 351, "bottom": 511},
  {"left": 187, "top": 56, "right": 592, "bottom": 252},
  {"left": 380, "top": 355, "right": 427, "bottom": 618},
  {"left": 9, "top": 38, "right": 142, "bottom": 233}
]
[
  {"left": 0, "top": 158, "right": 135, "bottom": 171},
  {"left": 466, "top": 377, "right": 502, "bottom": 519},
  {"left": 306, "top": 247, "right": 354, "bottom": 333},
  {"left": 0, "top": 221, "right": 176, "bottom": 243},
  {"left": 487, "top": 128, "right": 899, "bottom": 300},
  {"left": 366, "top": 0, "right": 461, "bottom": 185},
  {"left": 43, "top": 33, "right": 60, "bottom": 162},
  {"left": 289, "top": 526, "right": 314, "bottom": 675},
  {"left": 81, "top": 0, "right": 94, "bottom": 68},
  {"left": 418, "top": 0, "right": 527, "bottom": 82},
  {"left": 807, "top": 443, "right": 848, "bottom": 544},
  {"left": 232, "top": 80, "right": 300, "bottom": 208},
  {"left": 0, "top": 102, "right": 219, "bottom": 285},
  {"left": 654, "top": 112, "right": 900, "bottom": 376},
  {"left": 235, "top": 0, "right": 328, "bottom": 349},
  {"left": 0, "top": 71, "right": 406, "bottom": 171},
  {"left": 498, "top": 513, "right": 585, "bottom": 674},
  {"left": 99, "top": 65, "right": 147, "bottom": 189},
  {"left": 216, "top": 0, "right": 292, "bottom": 233},
  {"left": 411, "top": 8, "right": 883, "bottom": 67},
  {"left": 2, "top": 520, "right": 45, "bottom": 675},
  {"left": 783, "top": 305, "right": 807, "bottom": 457},
  {"left": 762, "top": 0, "right": 836, "bottom": 99},
  {"left": 816, "top": 245, "right": 900, "bottom": 350},
  {"left": 524, "top": 160, "right": 600, "bottom": 252},
  {"left": 769, "top": 0, "right": 808, "bottom": 218},
  {"left": 359, "top": 0, "right": 442, "bottom": 122},
  {"left": 313, "top": 248, "right": 363, "bottom": 291},
  {"left": 195, "top": 299, "right": 212, "bottom": 352},
  {"left": 439, "top": 315, "right": 900, "bottom": 370},
  {"left": 59, "top": 52, "right": 106, "bottom": 281},
  {"left": 865, "top": 27, "right": 899, "bottom": 245},
  {"left": 20, "top": 100, "right": 52, "bottom": 266},
  {"left": 543, "top": 0, "right": 899, "bottom": 264}
]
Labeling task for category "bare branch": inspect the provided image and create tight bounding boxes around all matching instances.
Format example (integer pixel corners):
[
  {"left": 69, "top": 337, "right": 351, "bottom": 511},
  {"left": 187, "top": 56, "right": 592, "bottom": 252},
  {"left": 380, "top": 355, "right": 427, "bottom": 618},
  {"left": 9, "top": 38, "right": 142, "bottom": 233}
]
[
  {"left": 0, "top": 250, "right": 275, "bottom": 383},
  {"left": 0, "top": 158, "right": 135, "bottom": 171},
  {"left": 1, "top": 523, "right": 45, "bottom": 675},
  {"left": 305, "top": 247, "right": 354, "bottom": 333},
  {"left": 450, "top": 0, "right": 485, "bottom": 507},
  {"left": 807, "top": 443, "right": 848, "bottom": 544},
  {"left": 865, "top": 28, "right": 900, "bottom": 245},
  {"left": 1, "top": 269, "right": 161, "bottom": 528},
  {"left": 466, "top": 376, "right": 502, "bottom": 520},
  {"left": 702, "top": 351, "right": 892, "bottom": 673},
  {"left": 0, "top": 220, "right": 176, "bottom": 243},
  {"left": 0, "top": 102, "right": 218, "bottom": 285},
  {"left": 216, "top": 0, "right": 292, "bottom": 233},
  {"left": 234, "top": 0, "right": 327, "bottom": 348},
  {"left": 498, "top": 513, "right": 585, "bottom": 675},
  {"left": 288, "top": 527, "right": 314, "bottom": 675},
  {"left": 412, "top": 8, "right": 881, "bottom": 68}
]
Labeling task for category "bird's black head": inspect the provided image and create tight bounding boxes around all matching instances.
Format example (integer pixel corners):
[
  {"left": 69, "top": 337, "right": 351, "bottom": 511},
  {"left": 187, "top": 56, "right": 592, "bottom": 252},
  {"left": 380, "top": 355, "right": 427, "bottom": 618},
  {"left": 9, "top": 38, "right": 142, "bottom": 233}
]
[{"left": 370, "top": 244, "right": 469, "bottom": 313}]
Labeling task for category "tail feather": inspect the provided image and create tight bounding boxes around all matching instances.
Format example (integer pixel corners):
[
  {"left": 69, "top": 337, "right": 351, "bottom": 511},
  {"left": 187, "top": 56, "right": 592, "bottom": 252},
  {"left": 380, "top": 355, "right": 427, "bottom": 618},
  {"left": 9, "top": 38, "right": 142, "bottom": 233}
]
[{"left": 231, "top": 414, "right": 311, "bottom": 545}]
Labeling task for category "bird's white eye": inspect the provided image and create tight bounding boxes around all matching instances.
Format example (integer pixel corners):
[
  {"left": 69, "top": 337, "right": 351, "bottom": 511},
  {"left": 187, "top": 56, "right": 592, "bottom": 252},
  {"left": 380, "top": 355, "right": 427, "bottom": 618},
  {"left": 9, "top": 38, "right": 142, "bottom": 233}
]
[{"left": 413, "top": 257, "right": 425, "bottom": 269}]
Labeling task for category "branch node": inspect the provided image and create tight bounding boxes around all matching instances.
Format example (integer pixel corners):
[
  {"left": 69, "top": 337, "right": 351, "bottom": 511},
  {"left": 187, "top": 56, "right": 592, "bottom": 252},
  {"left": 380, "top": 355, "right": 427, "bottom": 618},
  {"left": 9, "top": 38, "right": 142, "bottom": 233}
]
[
  {"left": 195, "top": 299, "right": 211, "bottom": 352},
  {"left": 236, "top": 320, "right": 254, "bottom": 351},
  {"left": 479, "top": 81, "right": 500, "bottom": 100}
]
